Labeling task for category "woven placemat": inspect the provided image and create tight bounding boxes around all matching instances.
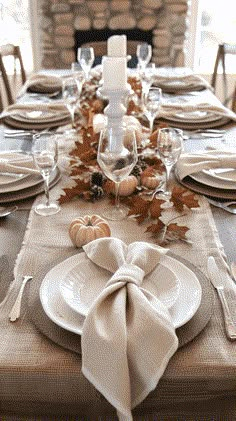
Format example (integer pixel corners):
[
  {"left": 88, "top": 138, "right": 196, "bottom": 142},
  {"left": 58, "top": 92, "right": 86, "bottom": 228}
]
[{"left": 28, "top": 251, "right": 214, "bottom": 353}]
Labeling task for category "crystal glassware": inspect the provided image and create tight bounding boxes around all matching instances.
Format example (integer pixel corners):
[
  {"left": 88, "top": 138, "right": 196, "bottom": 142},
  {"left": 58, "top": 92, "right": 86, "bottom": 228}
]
[
  {"left": 136, "top": 43, "right": 152, "bottom": 70},
  {"left": 77, "top": 47, "right": 95, "bottom": 80},
  {"left": 71, "top": 62, "right": 85, "bottom": 92},
  {"left": 143, "top": 87, "right": 162, "bottom": 135},
  {"left": 97, "top": 126, "right": 138, "bottom": 221},
  {"left": 32, "top": 133, "right": 60, "bottom": 216},
  {"left": 62, "top": 76, "right": 81, "bottom": 137},
  {"left": 156, "top": 127, "right": 183, "bottom": 200},
  {"left": 139, "top": 62, "right": 156, "bottom": 105}
]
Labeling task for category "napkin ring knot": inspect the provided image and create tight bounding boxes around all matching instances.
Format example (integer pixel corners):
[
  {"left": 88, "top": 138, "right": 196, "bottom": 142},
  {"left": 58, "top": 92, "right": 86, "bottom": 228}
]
[{"left": 106, "top": 263, "right": 145, "bottom": 288}]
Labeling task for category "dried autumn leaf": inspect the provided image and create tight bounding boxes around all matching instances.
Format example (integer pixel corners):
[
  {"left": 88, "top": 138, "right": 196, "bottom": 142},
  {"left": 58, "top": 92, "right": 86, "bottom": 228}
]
[
  {"left": 127, "top": 196, "right": 150, "bottom": 224},
  {"left": 171, "top": 186, "right": 199, "bottom": 212},
  {"left": 165, "top": 223, "right": 189, "bottom": 242},
  {"left": 59, "top": 179, "right": 90, "bottom": 204},
  {"left": 146, "top": 219, "right": 165, "bottom": 234},
  {"left": 149, "top": 198, "right": 165, "bottom": 219}
]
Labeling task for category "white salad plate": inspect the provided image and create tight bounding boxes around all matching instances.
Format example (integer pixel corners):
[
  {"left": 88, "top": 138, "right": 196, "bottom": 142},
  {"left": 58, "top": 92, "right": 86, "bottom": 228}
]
[
  {"left": 11, "top": 110, "right": 69, "bottom": 124},
  {"left": 165, "top": 110, "right": 222, "bottom": 123},
  {"left": 190, "top": 169, "right": 236, "bottom": 190},
  {"left": 59, "top": 254, "right": 180, "bottom": 316},
  {"left": 0, "top": 172, "right": 27, "bottom": 186},
  {"left": 40, "top": 253, "right": 202, "bottom": 335}
]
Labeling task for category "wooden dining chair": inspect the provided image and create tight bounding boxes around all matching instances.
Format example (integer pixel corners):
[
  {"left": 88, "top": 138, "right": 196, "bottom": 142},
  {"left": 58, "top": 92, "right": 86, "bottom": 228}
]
[
  {"left": 232, "top": 84, "right": 236, "bottom": 113},
  {"left": 211, "top": 43, "right": 236, "bottom": 106},
  {"left": 0, "top": 44, "right": 26, "bottom": 106}
]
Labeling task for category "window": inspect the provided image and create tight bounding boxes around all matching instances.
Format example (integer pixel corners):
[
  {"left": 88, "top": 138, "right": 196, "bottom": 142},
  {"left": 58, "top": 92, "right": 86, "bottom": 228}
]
[
  {"left": 188, "top": 0, "right": 236, "bottom": 74},
  {"left": 0, "top": 0, "right": 33, "bottom": 73}
]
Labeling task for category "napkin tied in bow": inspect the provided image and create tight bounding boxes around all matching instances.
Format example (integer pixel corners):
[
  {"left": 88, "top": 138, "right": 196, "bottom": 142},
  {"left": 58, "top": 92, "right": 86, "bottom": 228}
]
[{"left": 81, "top": 238, "right": 178, "bottom": 421}]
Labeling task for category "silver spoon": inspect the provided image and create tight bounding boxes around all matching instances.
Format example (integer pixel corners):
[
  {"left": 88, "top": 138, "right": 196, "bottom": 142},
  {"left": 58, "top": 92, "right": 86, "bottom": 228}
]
[{"left": 0, "top": 205, "right": 18, "bottom": 217}]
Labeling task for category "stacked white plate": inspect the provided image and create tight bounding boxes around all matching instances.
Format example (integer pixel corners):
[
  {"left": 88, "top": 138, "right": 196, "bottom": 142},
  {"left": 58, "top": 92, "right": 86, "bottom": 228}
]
[
  {"left": 0, "top": 152, "right": 61, "bottom": 203},
  {"left": 40, "top": 253, "right": 202, "bottom": 335}
]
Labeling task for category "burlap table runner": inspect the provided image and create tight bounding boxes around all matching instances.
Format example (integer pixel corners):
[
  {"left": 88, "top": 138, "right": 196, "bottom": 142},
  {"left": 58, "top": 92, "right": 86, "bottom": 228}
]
[{"left": 1, "top": 175, "right": 235, "bottom": 418}]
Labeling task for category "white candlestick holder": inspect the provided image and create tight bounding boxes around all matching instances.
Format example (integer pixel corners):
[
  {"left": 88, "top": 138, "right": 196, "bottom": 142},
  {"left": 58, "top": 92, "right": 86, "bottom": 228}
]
[{"left": 98, "top": 85, "right": 131, "bottom": 132}]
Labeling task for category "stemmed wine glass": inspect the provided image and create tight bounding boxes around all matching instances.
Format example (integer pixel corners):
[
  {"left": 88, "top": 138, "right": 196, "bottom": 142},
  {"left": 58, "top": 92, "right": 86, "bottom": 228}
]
[
  {"left": 143, "top": 87, "right": 162, "bottom": 135},
  {"left": 71, "top": 62, "right": 85, "bottom": 92},
  {"left": 97, "top": 126, "right": 138, "bottom": 221},
  {"left": 32, "top": 133, "right": 60, "bottom": 216},
  {"left": 62, "top": 77, "right": 81, "bottom": 137},
  {"left": 136, "top": 43, "right": 152, "bottom": 70},
  {"left": 156, "top": 128, "right": 183, "bottom": 200},
  {"left": 77, "top": 47, "right": 95, "bottom": 80},
  {"left": 139, "top": 62, "right": 156, "bottom": 104}
]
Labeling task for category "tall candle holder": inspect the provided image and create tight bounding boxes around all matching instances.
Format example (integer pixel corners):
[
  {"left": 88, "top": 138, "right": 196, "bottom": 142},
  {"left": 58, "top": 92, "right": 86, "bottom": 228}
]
[{"left": 98, "top": 85, "right": 131, "bottom": 151}]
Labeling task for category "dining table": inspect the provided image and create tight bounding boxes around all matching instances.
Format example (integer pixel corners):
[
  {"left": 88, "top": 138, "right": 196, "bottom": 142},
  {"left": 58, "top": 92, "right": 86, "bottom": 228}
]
[{"left": 0, "top": 65, "right": 236, "bottom": 421}]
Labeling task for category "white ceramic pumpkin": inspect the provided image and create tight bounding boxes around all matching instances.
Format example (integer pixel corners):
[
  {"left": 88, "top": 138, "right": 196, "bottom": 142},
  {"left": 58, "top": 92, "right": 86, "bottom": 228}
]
[{"left": 69, "top": 214, "right": 111, "bottom": 248}]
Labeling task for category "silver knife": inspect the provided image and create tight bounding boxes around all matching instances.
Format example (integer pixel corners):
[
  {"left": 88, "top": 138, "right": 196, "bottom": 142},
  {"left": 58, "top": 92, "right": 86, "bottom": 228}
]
[{"left": 207, "top": 256, "right": 236, "bottom": 340}]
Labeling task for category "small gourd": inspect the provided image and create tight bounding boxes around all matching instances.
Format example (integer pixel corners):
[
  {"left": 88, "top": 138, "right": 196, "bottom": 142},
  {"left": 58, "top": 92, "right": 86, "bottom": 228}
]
[
  {"left": 69, "top": 214, "right": 111, "bottom": 248},
  {"left": 141, "top": 173, "right": 160, "bottom": 189},
  {"left": 105, "top": 175, "right": 138, "bottom": 197}
]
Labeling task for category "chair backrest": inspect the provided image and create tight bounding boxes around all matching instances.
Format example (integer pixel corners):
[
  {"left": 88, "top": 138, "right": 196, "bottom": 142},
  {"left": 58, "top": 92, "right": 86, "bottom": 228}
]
[
  {"left": 232, "top": 84, "right": 236, "bottom": 113},
  {"left": 211, "top": 43, "right": 236, "bottom": 106},
  {"left": 0, "top": 44, "right": 26, "bottom": 106}
]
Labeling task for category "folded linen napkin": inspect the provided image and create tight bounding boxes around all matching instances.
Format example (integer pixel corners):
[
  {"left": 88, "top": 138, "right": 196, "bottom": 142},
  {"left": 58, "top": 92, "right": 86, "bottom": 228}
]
[
  {"left": 24, "top": 73, "right": 62, "bottom": 94},
  {"left": 153, "top": 73, "right": 211, "bottom": 90},
  {"left": 176, "top": 150, "right": 236, "bottom": 180},
  {"left": 81, "top": 238, "right": 178, "bottom": 421},
  {"left": 0, "top": 102, "right": 69, "bottom": 121},
  {"left": 0, "top": 152, "right": 39, "bottom": 175},
  {"left": 159, "top": 100, "right": 236, "bottom": 122}
]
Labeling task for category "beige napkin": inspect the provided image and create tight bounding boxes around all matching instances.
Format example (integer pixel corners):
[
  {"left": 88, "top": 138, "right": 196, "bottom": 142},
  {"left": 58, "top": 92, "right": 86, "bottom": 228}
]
[
  {"left": 0, "top": 102, "right": 69, "bottom": 120},
  {"left": 25, "top": 74, "right": 62, "bottom": 94},
  {"left": 159, "top": 100, "right": 236, "bottom": 122},
  {"left": 153, "top": 73, "right": 211, "bottom": 90},
  {"left": 81, "top": 238, "right": 178, "bottom": 421},
  {"left": 0, "top": 152, "right": 39, "bottom": 175},
  {"left": 176, "top": 150, "right": 236, "bottom": 180}
]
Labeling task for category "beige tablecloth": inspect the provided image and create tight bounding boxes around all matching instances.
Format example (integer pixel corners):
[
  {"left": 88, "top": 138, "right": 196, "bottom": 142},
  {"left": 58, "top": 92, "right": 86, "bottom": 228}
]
[{"left": 0, "top": 171, "right": 236, "bottom": 419}]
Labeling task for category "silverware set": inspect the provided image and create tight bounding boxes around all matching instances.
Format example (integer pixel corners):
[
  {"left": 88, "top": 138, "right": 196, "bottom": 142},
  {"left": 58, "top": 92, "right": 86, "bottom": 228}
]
[
  {"left": 207, "top": 198, "right": 236, "bottom": 214},
  {"left": 183, "top": 129, "right": 226, "bottom": 140},
  {"left": 207, "top": 256, "right": 236, "bottom": 340}
]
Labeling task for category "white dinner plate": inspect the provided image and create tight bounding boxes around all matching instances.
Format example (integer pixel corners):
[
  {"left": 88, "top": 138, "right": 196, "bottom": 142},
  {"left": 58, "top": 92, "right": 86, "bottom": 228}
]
[
  {"left": 164, "top": 110, "right": 222, "bottom": 123},
  {"left": 40, "top": 253, "right": 202, "bottom": 334},
  {"left": 0, "top": 172, "right": 26, "bottom": 185},
  {"left": 59, "top": 254, "right": 180, "bottom": 316},
  {"left": 0, "top": 173, "right": 43, "bottom": 193},
  {"left": 190, "top": 170, "right": 236, "bottom": 190},
  {"left": 204, "top": 168, "right": 236, "bottom": 183}
]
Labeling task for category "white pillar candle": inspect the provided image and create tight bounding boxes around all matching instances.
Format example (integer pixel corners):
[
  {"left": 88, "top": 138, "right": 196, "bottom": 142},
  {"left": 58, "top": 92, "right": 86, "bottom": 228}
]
[
  {"left": 107, "top": 35, "right": 127, "bottom": 57},
  {"left": 102, "top": 56, "right": 127, "bottom": 90}
]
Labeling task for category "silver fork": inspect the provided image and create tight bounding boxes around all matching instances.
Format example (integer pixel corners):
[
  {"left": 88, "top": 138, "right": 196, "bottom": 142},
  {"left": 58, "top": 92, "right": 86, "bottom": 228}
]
[
  {"left": 9, "top": 275, "right": 33, "bottom": 322},
  {"left": 207, "top": 198, "right": 236, "bottom": 214}
]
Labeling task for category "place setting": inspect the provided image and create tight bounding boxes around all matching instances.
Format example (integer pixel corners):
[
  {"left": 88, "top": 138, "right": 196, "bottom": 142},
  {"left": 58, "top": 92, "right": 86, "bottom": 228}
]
[
  {"left": 0, "top": 133, "right": 61, "bottom": 205},
  {"left": 152, "top": 67, "right": 211, "bottom": 93},
  {"left": 175, "top": 149, "right": 236, "bottom": 200}
]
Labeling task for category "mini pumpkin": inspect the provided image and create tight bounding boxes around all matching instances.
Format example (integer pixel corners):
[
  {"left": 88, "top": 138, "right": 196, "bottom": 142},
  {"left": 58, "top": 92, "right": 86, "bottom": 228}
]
[
  {"left": 105, "top": 175, "right": 138, "bottom": 197},
  {"left": 69, "top": 214, "right": 111, "bottom": 248},
  {"left": 141, "top": 173, "right": 160, "bottom": 189}
]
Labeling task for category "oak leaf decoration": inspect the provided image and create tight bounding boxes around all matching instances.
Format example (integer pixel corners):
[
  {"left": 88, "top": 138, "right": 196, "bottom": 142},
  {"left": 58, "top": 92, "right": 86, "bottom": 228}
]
[{"left": 171, "top": 186, "right": 200, "bottom": 212}]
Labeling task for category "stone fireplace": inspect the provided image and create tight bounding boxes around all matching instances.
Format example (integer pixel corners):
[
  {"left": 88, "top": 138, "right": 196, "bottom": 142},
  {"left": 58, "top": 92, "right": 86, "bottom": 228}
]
[{"left": 38, "top": 0, "right": 190, "bottom": 69}]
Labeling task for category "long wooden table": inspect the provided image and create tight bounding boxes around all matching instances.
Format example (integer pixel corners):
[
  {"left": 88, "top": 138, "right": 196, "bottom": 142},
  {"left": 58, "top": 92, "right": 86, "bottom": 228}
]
[{"left": 0, "top": 85, "right": 236, "bottom": 420}]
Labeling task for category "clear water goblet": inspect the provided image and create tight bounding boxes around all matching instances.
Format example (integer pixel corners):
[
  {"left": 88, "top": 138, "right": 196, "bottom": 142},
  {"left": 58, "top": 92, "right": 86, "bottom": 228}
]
[
  {"left": 71, "top": 62, "right": 85, "bottom": 92},
  {"left": 156, "top": 127, "right": 183, "bottom": 200},
  {"left": 139, "top": 62, "right": 156, "bottom": 104},
  {"left": 136, "top": 43, "right": 152, "bottom": 70},
  {"left": 62, "top": 77, "right": 81, "bottom": 137},
  {"left": 32, "top": 133, "right": 60, "bottom": 216},
  {"left": 97, "top": 126, "right": 138, "bottom": 221},
  {"left": 77, "top": 47, "right": 95, "bottom": 80},
  {"left": 143, "top": 87, "right": 162, "bottom": 135}
]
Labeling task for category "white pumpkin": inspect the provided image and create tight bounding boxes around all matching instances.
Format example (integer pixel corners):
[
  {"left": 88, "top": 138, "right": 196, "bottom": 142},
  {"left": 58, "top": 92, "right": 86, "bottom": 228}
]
[
  {"left": 105, "top": 175, "right": 138, "bottom": 197},
  {"left": 69, "top": 214, "right": 111, "bottom": 248}
]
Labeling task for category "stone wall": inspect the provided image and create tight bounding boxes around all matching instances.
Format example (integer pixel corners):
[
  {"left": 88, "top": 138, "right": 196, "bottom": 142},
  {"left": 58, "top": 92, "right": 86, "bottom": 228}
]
[{"left": 38, "top": 0, "right": 190, "bottom": 69}]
